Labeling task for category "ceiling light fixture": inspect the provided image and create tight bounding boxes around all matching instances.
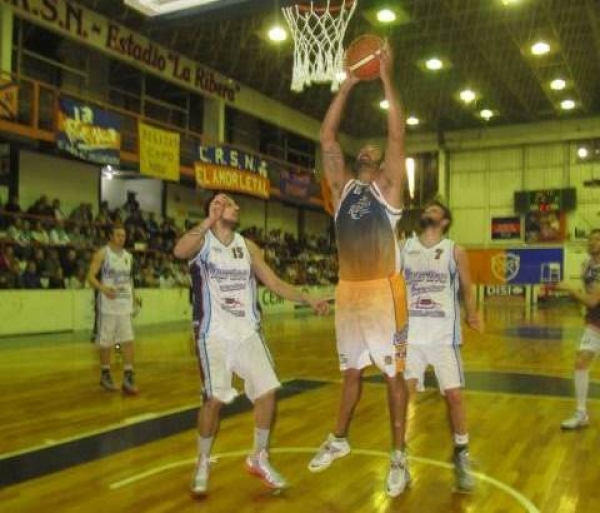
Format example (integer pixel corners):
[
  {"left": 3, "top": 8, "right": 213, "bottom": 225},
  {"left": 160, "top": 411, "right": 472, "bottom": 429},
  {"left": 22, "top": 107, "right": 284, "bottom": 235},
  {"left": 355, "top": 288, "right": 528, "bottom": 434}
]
[
  {"left": 480, "top": 109, "right": 494, "bottom": 120},
  {"left": 531, "top": 41, "right": 550, "bottom": 56},
  {"left": 376, "top": 8, "right": 396, "bottom": 23},
  {"left": 459, "top": 89, "right": 477, "bottom": 103},
  {"left": 379, "top": 99, "right": 390, "bottom": 110},
  {"left": 550, "top": 78, "right": 566, "bottom": 91},
  {"left": 577, "top": 147, "right": 589, "bottom": 159},
  {"left": 561, "top": 99, "right": 576, "bottom": 110},
  {"left": 268, "top": 25, "right": 287, "bottom": 42},
  {"left": 406, "top": 116, "right": 420, "bottom": 126},
  {"left": 425, "top": 58, "right": 443, "bottom": 71}
]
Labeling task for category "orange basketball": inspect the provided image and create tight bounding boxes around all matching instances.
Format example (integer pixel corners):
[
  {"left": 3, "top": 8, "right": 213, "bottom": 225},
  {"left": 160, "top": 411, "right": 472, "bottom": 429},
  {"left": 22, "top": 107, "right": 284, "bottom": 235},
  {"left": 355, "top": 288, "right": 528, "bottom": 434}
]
[{"left": 345, "top": 34, "right": 384, "bottom": 81}]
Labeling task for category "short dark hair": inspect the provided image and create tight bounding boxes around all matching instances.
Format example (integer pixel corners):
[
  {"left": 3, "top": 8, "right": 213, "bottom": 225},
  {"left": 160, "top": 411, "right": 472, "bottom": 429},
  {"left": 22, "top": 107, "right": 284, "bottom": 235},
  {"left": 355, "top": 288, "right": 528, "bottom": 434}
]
[
  {"left": 424, "top": 200, "right": 452, "bottom": 233},
  {"left": 108, "top": 223, "right": 125, "bottom": 235}
]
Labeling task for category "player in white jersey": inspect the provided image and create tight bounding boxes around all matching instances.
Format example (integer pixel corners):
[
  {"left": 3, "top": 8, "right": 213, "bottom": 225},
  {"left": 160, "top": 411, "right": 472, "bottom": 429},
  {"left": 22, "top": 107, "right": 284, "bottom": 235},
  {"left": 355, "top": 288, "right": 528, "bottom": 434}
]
[
  {"left": 555, "top": 229, "right": 600, "bottom": 430},
  {"left": 401, "top": 201, "right": 482, "bottom": 492},
  {"left": 87, "top": 225, "right": 139, "bottom": 395},
  {"left": 309, "top": 41, "right": 411, "bottom": 498},
  {"left": 174, "top": 193, "right": 329, "bottom": 496}
]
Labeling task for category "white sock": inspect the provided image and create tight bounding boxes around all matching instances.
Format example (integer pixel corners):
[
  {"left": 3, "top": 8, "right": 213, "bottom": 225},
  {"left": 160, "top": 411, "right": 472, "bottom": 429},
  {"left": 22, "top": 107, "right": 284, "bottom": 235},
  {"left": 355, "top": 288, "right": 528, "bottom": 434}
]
[
  {"left": 198, "top": 435, "right": 214, "bottom": 459},
  {"left": 124, "top": 364, "right": 133, "bottom": 371},
  {"left": 454, "top": 433, "right": 469, "bottom": 447},
  {"left": 391, "top": 449, "right": 406, "bottom": 466},
  {"left": 575, "top": 369, "right": 589, "bottom": 414},
  {"left": 254, "top": 428, "right": 270, "bottom": 453}
]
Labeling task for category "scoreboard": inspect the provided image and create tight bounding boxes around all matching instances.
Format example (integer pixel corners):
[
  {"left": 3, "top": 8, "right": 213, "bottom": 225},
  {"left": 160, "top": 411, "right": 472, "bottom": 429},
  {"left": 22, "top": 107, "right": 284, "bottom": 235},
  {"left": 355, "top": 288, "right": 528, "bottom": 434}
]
[{"left": 514, "top": 188, "right": 576, "bottom": 213}]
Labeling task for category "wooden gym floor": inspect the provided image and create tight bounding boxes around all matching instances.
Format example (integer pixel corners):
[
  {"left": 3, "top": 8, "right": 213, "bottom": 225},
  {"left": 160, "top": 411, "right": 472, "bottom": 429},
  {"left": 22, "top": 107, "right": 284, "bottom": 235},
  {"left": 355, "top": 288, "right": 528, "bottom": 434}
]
[{"left": 0, "top": 301, "right": 599, "bottom": 512}]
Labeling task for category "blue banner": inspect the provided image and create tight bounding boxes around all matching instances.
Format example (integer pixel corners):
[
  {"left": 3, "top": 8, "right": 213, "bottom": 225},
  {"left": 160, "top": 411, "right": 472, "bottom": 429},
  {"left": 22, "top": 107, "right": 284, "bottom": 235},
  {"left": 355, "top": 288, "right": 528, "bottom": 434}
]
[
  {"left": 279, "top": 169, "right": 311, "bottom": 200},
  {"left": 57, "top": 98, "right": 121, "bottom": 165},
  {"left": 508, "top": 248, "right": 563, "bottom": 284}
]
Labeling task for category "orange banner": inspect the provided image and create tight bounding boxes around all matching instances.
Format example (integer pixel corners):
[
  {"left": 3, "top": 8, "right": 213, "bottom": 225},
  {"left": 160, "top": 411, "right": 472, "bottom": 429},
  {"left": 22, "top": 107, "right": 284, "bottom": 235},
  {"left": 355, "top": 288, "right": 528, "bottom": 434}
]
[{"left": 195, "top": 163, "right": 270, "bottom": 199}]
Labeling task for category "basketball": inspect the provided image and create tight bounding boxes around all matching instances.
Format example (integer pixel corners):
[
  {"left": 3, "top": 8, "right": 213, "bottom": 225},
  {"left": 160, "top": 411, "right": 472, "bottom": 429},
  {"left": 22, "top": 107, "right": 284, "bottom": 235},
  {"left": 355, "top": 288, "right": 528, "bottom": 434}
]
[{"left": 345, "top": 34, "right": 384, "bottom": 81}]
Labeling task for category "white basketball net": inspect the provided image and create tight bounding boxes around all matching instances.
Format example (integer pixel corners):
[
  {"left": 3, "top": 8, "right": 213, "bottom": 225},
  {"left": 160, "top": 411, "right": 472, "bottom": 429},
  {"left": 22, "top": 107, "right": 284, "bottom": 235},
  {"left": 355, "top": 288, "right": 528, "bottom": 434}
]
[{"left": 283, "top": 1, "right": 357, "bottom": 93}]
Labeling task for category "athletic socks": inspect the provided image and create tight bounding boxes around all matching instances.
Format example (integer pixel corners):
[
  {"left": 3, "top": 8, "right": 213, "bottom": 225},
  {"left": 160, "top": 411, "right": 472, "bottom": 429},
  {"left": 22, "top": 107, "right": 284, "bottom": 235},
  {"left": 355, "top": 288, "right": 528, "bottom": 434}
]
[
  {"left": 575, "top": 369, "right": 589, "bottom": 414},
  {"left": 198, "top": 435, "right": 214, "bottom": 459},
  {"left": 254, "top": 428, "right": 270, "bottom": 453}
]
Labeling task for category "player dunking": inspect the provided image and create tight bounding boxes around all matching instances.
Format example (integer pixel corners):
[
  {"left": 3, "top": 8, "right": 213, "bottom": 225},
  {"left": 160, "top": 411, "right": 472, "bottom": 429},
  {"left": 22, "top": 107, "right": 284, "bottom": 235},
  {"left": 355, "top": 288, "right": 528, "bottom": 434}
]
[
  {"left": 401, "top": 201, "right": 482, "bottom": 492},
  {"left": 308, "top": 41, "right": 411, "bottom": 497},
  {"left": 556, "top": 229, "right": 600, "bottom": 429},
  {"left": 87, "top": 224, "right": 139, "bottom": 395},
  {"left": 174, "top": 193, "right": 328, "bottom": 496}
]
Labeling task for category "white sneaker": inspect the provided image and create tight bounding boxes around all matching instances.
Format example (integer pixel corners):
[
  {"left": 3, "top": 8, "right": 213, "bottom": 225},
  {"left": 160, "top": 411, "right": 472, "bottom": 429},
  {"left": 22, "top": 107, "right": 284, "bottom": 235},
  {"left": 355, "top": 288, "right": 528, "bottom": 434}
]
[
  {"left": 308, "top": 434, "right": 351, "bottom": 472},
  {"left": 561, "top": 411, "right": 590, "bottom": 430},
  {"left": 386, "top": 451, "right": 410, "bottom": 498},
  {"left": 190, "top": 456, "right": 210, "bottom": 495},
  {"left": 453, "top": 450, "right": 475, "bottom": 492},
  {"left": 246, "top": 450, "right": 288, "bottom": 489}
]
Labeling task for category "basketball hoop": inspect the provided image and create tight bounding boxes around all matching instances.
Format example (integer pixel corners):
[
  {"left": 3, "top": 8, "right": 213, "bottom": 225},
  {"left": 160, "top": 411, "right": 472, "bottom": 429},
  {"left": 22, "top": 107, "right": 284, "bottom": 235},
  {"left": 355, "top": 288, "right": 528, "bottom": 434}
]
[{"left": 282, "top": 0, "right": 357, "bottom": 93}]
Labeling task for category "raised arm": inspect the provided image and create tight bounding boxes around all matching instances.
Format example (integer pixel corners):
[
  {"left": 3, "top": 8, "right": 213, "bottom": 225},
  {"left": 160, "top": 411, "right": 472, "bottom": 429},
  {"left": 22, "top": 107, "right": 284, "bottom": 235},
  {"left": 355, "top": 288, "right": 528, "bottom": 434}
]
[
  {"left": 320, "top": 75, "right": 359, "bottom": 209},
  {"left": 376, "top": 40, "right": 405, "bottom": 209},
  {"left": 173, "top": 194, "right": 225, "bottom": 260},
  {"left": 455, "top": 245, "right": 483, "bottom": 332},
  {"left": 246, "top": 239, "right": 328, "bottom": 315}
]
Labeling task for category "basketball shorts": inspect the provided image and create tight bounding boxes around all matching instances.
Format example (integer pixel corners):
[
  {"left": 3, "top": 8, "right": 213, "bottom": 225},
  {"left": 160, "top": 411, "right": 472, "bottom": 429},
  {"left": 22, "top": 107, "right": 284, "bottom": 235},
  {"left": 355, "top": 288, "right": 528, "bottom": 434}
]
[
  {"left": 195, "top": 328, "right": 280, "bottom": 404},
  {"left": 335, "top": 274, "right": 408, "bottom": 378},
  {"left": 96, "top": 313, "right": 134, "bottom": 347},
  {"left": 405, "top": 344, "right": 465, "bottom": 394},
  {"left": 579, "top": 325, "right": 600, "bottom": 354}
]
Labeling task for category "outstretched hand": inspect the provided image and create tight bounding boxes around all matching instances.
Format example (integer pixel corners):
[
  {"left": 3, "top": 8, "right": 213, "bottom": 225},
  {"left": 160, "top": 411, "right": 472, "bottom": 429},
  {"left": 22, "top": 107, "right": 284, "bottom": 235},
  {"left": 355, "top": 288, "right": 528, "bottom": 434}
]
[{"left": 308, "top": 297, "right": 330, "bottom": 316}]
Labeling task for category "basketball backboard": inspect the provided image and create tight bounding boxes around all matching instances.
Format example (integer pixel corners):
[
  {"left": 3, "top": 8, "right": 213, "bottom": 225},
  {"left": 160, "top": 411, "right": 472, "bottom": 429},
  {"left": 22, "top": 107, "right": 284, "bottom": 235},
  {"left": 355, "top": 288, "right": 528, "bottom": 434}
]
[{"left": 124, "top": 0, "right": 254, "bottom": 17}]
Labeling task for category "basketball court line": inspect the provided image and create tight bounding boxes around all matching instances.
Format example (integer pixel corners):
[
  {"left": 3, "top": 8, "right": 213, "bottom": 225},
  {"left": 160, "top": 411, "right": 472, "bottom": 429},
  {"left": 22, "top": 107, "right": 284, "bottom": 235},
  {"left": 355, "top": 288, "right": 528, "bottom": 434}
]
[
  {"left": 108, "top": 447, "right": 540, "bottom": 513},
  {"left": 3, "top": 371, "right": 596, "bottom": 487}
]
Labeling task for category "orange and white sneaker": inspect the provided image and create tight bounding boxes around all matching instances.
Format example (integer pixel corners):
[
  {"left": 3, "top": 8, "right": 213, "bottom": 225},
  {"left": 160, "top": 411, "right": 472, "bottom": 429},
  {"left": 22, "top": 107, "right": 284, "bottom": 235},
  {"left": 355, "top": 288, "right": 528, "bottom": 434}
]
[{"left": 245, "top": 450, "right": 288, "bottom": 489}]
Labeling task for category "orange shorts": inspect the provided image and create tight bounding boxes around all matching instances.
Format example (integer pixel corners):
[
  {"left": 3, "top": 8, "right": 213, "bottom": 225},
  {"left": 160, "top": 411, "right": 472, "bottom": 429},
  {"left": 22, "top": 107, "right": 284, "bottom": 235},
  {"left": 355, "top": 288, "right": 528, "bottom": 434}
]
[{"left": 335, "top": 274, "right": 408, "bottom": 377}]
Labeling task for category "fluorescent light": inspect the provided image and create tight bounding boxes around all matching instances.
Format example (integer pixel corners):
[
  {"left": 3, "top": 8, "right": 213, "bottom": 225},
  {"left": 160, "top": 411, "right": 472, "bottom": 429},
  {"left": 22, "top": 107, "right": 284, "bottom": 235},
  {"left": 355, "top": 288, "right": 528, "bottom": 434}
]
[
  {"left": 406, "top": 158, "right": 415, "bottom": 199},
  {"left": 501, "top": 0, "right": 520, "bottom": 5},
  {"left": 425, "top": 58, "right": 443, "bottom": 71},
  {"left": 578, "top": 147, "right": 589, "bottom": 159},
  {"left": 376, "top": 9, "right": 396, "bottom": 23},
  {"left": 125, "top": 0, "right": 222, "bottom": 16},
  {"left": 531, "top": 41, "right": 550, "bottom": 55},
  {"left": 459, "top": 89, "right": 476, "bottom": 103},
  {"left": 406, "top": 116, "right": 420, "bottom": 126},
  {"left": 379, "top": 99, "right": 390, "bottom": 110},
  {"left": 550, "top": 78, "right": 566, "bottom": 90},
  {"left": 480, "top": 109, "right": 494, "bottom": 120},
  {"left": 268, "top": 25, "right": 287, "bottom": 42},
  {"left": 561, "top": 99, "right": 576, "bottom": 110}
]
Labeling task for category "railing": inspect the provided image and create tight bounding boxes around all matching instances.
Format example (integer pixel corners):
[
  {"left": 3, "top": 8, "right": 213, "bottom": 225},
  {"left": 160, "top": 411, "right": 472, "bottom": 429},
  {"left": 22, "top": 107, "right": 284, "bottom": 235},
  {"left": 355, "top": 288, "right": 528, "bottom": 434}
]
[{"left": 0, "top": 70, "right": 324, "bottom": 206}]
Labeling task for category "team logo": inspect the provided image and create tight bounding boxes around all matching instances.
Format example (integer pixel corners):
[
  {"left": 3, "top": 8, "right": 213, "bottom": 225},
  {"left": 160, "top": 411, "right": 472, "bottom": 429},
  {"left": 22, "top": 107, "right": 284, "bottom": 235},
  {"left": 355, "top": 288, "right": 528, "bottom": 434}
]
[
  {"left": 491, "top": 253, "right": 520, "bottom": 282},
  {"left": 434, "top": 248, "right": 443, "bottom": 260}
]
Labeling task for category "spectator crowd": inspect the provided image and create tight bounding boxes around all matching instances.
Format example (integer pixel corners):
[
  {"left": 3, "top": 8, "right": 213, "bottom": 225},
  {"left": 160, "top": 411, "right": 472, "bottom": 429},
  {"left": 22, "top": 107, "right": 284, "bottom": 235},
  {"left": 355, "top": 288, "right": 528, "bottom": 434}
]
[{"left": 0, "top": 192, "right": 337, "bottom": 290}]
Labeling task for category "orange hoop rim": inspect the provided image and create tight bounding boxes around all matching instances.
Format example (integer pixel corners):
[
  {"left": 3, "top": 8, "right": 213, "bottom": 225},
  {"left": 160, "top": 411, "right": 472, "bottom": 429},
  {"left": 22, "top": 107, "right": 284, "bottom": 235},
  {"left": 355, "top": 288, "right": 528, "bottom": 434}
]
[{"left": 293, "top": 0, "right": 356, "bottom": 15}]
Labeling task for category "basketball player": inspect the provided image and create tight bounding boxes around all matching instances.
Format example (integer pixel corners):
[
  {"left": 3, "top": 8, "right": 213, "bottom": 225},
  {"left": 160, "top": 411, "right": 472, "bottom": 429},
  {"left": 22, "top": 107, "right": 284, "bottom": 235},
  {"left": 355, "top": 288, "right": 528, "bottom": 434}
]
[
  {"left": 87, "top": 225, "right": 139, "bottom": 395},
  {"left": 556, "top": 229, "right": 600, "bottom": 429},
  {"left": 308, "top": 41, "right": 411, "bottom": 497},
  {"left": 401, "top": 201, "right": 482, "bottom": 492},
  {"left": 173, "top": 193, "right": 329, "bottom": 495}
]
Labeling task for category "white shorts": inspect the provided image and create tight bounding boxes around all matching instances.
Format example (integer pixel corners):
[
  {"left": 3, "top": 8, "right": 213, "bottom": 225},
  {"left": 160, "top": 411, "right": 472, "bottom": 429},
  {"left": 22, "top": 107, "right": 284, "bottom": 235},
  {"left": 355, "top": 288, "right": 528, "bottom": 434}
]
[
  {"left": 196, "top": 328, "right": 280, "bottom": 404},
  {"left": 405, "top": 344, "right": 464, "bottom": 393},
  {"left": 579, "top": 326, "right": 600, "bottom": 354},
  {"left": 335, "top": 276, "right": 408, "bottom": 378},
  {"left": 96, "top": 313, "right": 134, "bottom": 347}
]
